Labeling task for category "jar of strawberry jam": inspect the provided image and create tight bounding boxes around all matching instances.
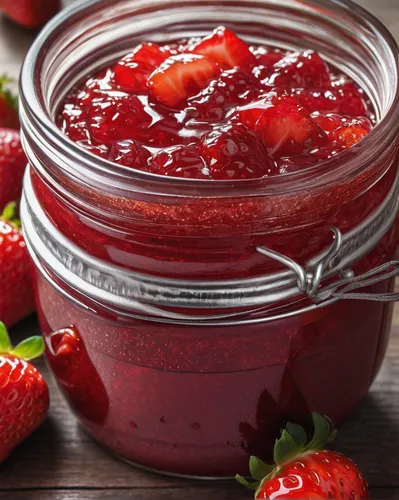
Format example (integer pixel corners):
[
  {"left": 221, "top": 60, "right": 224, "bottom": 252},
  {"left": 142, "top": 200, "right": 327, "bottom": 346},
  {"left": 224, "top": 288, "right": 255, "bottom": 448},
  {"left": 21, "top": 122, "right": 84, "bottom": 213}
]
[{"left": 20, "top": 0, "right": 399, "bottom": 478}]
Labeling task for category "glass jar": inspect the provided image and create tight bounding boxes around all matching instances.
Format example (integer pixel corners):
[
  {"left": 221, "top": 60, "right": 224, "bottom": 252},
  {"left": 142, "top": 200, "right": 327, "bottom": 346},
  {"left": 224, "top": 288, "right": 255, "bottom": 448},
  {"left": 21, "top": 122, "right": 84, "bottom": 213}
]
[{"left": 20, "top": 0, "right": 399, "bottom": 478}]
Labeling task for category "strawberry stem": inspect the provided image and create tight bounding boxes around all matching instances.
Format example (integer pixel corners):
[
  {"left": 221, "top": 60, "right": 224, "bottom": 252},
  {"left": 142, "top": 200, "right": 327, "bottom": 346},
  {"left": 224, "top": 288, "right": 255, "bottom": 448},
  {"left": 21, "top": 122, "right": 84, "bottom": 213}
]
[{"left": 1, "top": 202, "right": 21, "bottom": 229}]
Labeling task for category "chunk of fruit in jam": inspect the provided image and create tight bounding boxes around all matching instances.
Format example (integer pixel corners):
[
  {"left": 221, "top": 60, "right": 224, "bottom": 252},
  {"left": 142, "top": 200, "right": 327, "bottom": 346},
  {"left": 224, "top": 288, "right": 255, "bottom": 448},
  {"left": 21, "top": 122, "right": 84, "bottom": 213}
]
[
  {"left": 266, "top": 50, "right": 331, "bottom": 88},
  {"left": 186, "top": 69, "right": 260, "bottom": 121},
  {"left": 113, "top": 42, "right": 172, "bottom": 93},
  {"left": 58, "top": 26, "right": 373, "bottom": 181},
  {"left": 236, "top": 92, "right": 327, "bottom": 156},
  {"left": 332, "top": 124, "right": 369, "bottom": 148},
  {"left": 191, "top": 26, "right": 256, "bottom": 69},
  {"left": 200, "top": 122, "right": 276, "bottom": 180},
  {"left": 87, "top": 92, "right": 152, "bottom": 144},
  {"left": 148, "top": 54, "right": 221, "bottom": 108},
  {"left": 108, "top": 139, "right": 151, "bottom": 168},
  {"left": 149, "top": 145, "right": 211, "bottom": 179},
  {"left": 290, "top": 88, "right": 368, "bottom": 117}
]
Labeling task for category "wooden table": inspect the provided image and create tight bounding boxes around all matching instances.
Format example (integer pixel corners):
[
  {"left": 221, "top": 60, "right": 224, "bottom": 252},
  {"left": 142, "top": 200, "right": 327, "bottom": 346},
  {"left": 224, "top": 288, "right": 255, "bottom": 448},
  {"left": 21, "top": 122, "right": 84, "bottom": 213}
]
[{"left": 1, "top": 0, "right": 399, "bottom": 498}]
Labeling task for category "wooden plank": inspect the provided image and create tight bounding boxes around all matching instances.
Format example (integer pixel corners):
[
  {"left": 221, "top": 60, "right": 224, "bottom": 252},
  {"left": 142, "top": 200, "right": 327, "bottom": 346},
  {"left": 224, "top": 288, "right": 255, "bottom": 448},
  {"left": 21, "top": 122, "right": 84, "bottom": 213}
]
[{"left": 0, "top": 488, "right": 397, "bottom": 500}]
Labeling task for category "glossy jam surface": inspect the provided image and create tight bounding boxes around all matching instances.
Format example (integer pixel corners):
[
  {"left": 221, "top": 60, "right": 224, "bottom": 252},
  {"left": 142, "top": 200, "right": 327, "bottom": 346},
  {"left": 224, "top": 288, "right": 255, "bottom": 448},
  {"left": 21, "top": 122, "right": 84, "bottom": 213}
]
[{"left": 58, "top": 27, "right": 373, "bottom": 180}]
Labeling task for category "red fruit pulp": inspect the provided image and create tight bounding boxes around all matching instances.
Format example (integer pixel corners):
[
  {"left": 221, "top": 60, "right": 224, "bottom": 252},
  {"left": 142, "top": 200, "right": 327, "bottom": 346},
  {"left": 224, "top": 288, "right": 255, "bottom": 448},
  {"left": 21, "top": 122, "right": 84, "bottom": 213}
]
[
  {"left": 31, "top": 27, "right": 399, "bottom": 477},
  {"left": 58, "top": 26, "right": 374, "bottom": 180}
]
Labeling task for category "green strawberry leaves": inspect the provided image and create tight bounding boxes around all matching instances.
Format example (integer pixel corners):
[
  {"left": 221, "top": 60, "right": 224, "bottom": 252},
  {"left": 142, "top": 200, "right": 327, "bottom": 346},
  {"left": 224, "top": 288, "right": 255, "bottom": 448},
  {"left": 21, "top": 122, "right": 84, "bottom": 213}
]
[
  {"left": 236, "top": 413, "right": 337, "bottom": 493},
  {"left": 304, "top": 413, "right": 336, "bottom": 452},
  {"left": 11, "top": 336, "right": 45, "bottom": 361},
  {"left": 1, "top": 202, "right": 21, "bottom": 229},
  {"left": 0, "top": 321, "right": 45, "bottom": 360},
  {"left": 249, "top": 456, "right": 274, "bottom": 480},
  {"left": 0, "top": 322, "right": 12, "bottom": 352},
  {"left": 274, "top": 428, "right": 301, "bottom": 466},
  {"left": 274, "top": 413, "right": 336, "bottom": 466},
  {"left": 0, "top": 75, "right": 18, "bottom": 111},
  {"left": 286, "top": 422, "right": 307, "bottom": 448}
]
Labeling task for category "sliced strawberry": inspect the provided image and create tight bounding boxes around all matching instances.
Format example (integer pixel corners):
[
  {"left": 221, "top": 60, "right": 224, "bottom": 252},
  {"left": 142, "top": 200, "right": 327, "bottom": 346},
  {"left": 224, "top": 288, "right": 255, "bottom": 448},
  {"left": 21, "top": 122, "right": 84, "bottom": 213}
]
[
  {"left": 312, "top": 113, "right": 345, "bottom": 133},
  {"left": 237, "top": 92, "right": 327, "bottom": 157},
  {"left": 191, "top": 26, "right": 256, "bottom": 70},
  {"left": 266, "top": 50, "right": 331, "bottom": 88},
  {"left": 113, "top": 42, "right": 172, "bottom": 93},
  {"left": 148, "top": 54, "right": 221, "bottom": 108},
  {"left": 313, "top": 113, "right": 372, "bottom": 136},
  {"left": 252, "top": 51, "right": 285, "bottom": 82}
]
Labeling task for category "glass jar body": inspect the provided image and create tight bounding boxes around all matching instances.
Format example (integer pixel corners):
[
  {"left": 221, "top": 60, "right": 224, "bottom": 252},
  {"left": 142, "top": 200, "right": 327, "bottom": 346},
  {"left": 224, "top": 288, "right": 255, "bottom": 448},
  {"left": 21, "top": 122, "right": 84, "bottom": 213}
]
[
  {"left": 34, "top": 235, "right": 396, "bottom": 477},
  {"left": 19, "top": 0, "right": 399, "bottom": 479}
]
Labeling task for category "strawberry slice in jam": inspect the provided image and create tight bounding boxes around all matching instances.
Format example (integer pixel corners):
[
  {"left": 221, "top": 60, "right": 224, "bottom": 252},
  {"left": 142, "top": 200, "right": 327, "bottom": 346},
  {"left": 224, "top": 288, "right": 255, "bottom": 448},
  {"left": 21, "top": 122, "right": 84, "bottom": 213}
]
[
  {"left": 236, "top": 92, "right": 327, "bottom": 157},
  {"left": 58, "top": 27, "right": 374, "bottom": 180},
  {"left": 191, "top": 26, "right": 256, "bottom": 69},
  {"left": 148, "top": 54, "right": 221, "bottom": 108},
  {"left": 185, "top": 69, "right": 260, "bottom": 120},
  {"left": 113, "top": 42, "right": 172, "bottom": 93}
]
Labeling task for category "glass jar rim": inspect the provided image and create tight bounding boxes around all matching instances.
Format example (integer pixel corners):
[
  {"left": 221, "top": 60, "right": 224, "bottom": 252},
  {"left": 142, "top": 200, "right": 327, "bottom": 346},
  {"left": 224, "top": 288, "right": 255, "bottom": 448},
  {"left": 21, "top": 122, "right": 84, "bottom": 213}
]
[{"left": 19, "top": 0, "right": 399, "bottom": 199}]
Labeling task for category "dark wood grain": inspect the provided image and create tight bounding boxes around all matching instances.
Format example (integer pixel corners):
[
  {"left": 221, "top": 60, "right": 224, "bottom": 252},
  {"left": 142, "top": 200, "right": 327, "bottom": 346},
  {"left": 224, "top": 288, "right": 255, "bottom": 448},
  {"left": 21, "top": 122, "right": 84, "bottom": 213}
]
[{"left": 0, "top": 488, "right": 398, "bottom": 500}]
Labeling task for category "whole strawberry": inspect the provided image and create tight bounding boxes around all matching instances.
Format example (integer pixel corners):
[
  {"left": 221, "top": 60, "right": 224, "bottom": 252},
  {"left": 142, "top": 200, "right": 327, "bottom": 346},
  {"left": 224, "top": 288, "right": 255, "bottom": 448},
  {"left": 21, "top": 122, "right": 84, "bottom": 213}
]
[
  {"left": 0, "top": 322, "right": 49, "bottom": 463},
  {"left": 0, "top": 202, "right": 34, "bottom": 327},
  {"left": 0, "top": 0, "right": 60, "bottom": 28},
  {"left": 0, "top": 128, "right": 27, "bottom": 211},
  {"left": 0, "top": 76, "right": 19, "bottom": 129},
  {"left": 236, "top": 413, "right": 369, "bottom": 499}
]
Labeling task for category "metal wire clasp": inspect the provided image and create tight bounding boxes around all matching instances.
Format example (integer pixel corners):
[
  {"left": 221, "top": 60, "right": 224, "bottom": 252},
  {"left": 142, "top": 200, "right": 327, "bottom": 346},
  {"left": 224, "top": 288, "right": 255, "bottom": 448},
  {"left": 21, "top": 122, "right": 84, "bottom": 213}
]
[
  {"left": 257, "top": 227, "right": 399, "bottom": 304},
  {"left": 257, "top": 227, "right": 345, "bottom": 298}
]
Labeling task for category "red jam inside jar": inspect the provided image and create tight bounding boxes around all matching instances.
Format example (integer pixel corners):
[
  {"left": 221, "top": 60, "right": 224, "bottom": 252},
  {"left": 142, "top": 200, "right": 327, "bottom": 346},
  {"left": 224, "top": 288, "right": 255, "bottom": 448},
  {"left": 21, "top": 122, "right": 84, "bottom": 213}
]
[{"left": 20, "top": 0, "right": 399, "bottom": 478}]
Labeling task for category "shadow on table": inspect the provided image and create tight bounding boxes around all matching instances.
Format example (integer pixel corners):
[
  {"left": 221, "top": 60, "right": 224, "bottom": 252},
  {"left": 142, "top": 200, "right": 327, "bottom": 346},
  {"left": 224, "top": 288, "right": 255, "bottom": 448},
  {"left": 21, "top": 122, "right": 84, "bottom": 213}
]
[{"left": 336, "top": 391, "right": 399, "bottom": 488}]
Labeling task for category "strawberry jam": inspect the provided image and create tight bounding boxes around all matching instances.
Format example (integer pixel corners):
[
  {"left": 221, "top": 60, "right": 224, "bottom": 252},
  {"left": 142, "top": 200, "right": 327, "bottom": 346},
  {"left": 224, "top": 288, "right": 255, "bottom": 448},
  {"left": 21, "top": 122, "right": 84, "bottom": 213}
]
[
  {"left": 20, "top": 9, "right": 399, "bottom": 479},
  {"left": 58, "top": 27, "right": 372, "bottom": 181}
]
